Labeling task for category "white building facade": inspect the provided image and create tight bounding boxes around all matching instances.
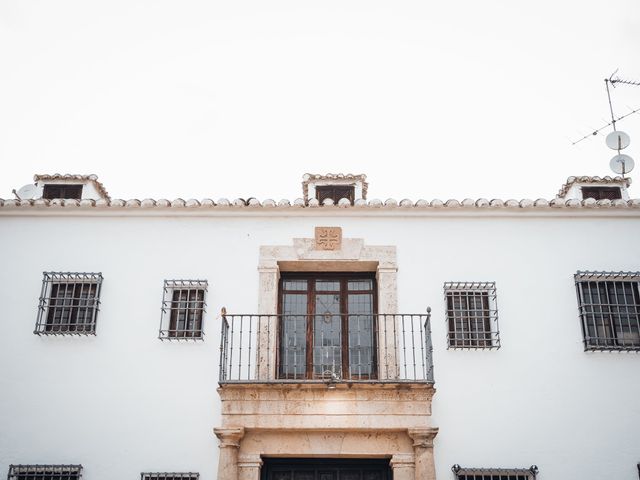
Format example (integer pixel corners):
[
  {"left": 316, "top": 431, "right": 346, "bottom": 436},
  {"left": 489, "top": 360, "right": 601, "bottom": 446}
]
[{"left": 0, "top": 173, "right": 639, "bottom": 480}]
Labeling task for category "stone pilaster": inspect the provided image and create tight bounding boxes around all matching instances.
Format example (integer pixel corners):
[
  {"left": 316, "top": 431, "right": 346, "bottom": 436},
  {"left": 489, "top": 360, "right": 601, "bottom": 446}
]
[
  {"left": 376, "top": 265, "right": 399, "bottom": 379},
  {"left": 214, "top": 427, "right": 245, "bottom": 480},
  {"left": 390, "top": 453, "right": 414, "bottom": 480},
  {"left": 408, "top": 427, "right": 439, "bottom": 480},
  {"left": 256, "top": 263, "right": 279, "bottom": 380},
  {"left": 238, "top": 454, "right": 263, "bottom": 480}
]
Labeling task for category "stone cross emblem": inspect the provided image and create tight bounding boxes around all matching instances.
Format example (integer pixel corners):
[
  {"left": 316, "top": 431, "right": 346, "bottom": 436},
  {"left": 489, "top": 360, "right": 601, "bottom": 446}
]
[{"left": 315, "top": 227, "right": 342, "bottom": 251}]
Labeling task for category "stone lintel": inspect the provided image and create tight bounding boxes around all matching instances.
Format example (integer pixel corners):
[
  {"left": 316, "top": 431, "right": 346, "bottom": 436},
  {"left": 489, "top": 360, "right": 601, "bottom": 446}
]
[{"left": 238, "top": 428, "right": 414, "bottom": 458}]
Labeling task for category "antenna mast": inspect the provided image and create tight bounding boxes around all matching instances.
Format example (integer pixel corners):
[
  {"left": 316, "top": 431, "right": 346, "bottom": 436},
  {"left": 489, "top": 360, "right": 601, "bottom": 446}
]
[
  {"left": 572, "top": 70, "right": 640, "bottom": 145},
  {"left": 602, "top": 71, "right": 636, "bottom": 177}
]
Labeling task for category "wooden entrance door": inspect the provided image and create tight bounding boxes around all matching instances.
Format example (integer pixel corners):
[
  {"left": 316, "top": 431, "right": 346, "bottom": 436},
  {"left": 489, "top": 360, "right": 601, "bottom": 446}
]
[{"left": 261, "top": 458, "right": 391, "bottom": 480}]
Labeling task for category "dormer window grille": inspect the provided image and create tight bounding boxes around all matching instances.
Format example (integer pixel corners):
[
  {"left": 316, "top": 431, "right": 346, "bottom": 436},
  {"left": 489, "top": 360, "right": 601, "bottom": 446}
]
[
  {"left": 315, "top": 185, "right": 355, "bottom": 205},
  {"left": 581, "top": 186, "right": 622, "bottom": 200},
  {"left": 42, "top": 184, "right": 83, "bottom": 200}
]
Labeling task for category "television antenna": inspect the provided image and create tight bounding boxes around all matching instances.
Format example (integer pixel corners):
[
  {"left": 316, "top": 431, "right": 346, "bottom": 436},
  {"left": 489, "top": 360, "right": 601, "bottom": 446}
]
[
  {"left": 571, "top": 70, "right": 640, "bottom": 146},
  {"left": 571, "top": 70, "right": 638, "bottom": 177}
]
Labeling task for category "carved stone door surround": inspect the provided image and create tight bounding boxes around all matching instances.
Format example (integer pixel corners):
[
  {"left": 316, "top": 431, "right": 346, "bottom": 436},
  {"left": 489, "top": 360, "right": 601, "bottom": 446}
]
[
  {"left": 214, "top": 231, "right": 438, "bottom": 480},
  {"left": 256, "top": 234, "right": 399, "bottom": 380}
]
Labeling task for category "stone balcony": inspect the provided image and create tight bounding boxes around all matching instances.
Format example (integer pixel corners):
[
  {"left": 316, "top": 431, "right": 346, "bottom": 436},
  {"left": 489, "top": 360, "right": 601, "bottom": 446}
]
[{"left": 214, "top": 311, "right": 437, "bottom": 480}]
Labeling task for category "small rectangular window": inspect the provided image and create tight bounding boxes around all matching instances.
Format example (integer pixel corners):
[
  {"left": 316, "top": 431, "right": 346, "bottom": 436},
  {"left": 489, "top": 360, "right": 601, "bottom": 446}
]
[
  {"left": 8, "top": 464, "right": 82, "bottom": 480},
  {"left": 452, "top": 465, "right": 538, "bottom": 480},
  {"left": 43, "top": 184, "right": 83, "bottom": 200},
  {"left": 581, "top": 186, "right": 622, "bottom": 200},
  {"left": 141, "top": 474, "right": 199, "bottom": 480},
  {"left": 315, "top": 185, "right": 355, "bottom": 205},
  {"left": 445, "top": 282, "right": 499, "bottom": 349},
  {"left": 575, "top": 271, "right": 640, "bottom": 351},
  {"left": 35, "top": 272, "right": 103, "bottom": 335},
  {"left": 159, "top": 280, "right": 208, "bottom": 340}
]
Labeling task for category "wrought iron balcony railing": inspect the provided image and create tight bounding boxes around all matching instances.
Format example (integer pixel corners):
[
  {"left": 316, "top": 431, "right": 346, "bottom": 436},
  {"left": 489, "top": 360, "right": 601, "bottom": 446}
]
[{"left": 219, "top": 309, "right": 434, "bottom": 384}]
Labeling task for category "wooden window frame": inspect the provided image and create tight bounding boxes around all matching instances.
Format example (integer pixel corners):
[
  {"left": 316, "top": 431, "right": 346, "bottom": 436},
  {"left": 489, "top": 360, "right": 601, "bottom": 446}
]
[
  {"left": 45, "top": 282, "right": 99, "bottom": 334},
  {"left": 168, "top": 288, "right": 205, "bottom": 338},
  {"left": 277, "top": 272, "right": 378, "bottom": 380}
]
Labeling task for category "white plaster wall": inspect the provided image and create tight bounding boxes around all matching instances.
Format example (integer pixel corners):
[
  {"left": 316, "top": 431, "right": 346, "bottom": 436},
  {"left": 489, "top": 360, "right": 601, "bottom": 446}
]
[{"left": 0, "top": 212, "right": 639, "bottom": 479}]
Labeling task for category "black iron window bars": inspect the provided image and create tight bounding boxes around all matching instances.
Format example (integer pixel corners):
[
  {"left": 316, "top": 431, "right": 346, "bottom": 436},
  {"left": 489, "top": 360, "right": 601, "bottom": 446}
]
[
  {"left": 575, "top": 271, "right": 640, "bottom": 351},
  {"left": 159, "top": 280, "right": 207, "bottom": 340},
  {"left": 445, "top": 282, "right": 500, "bottom": 349},
  {"left": 7, "top": 464, "right": 82, "bottom": 480},
  {"left": 141, "top": 473, "right": 199, "bottom": 480},
  {"left": 35, "top": 273, "right": 102, "bottom": 335},
  {"left": 452, "top": 465, "right": 538, "bottom": 480}
]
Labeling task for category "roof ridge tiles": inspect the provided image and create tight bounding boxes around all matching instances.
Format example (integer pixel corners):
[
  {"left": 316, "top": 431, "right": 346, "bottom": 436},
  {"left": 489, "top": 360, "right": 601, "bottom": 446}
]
[{"left": 1, "top": 197, "right": 640, "bottom": 210}]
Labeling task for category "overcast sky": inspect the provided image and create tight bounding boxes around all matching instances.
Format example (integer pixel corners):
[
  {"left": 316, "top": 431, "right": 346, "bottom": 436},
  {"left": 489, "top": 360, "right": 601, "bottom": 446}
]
[{"left": 1, "top": 1, "right": 639, "bottom": 201}]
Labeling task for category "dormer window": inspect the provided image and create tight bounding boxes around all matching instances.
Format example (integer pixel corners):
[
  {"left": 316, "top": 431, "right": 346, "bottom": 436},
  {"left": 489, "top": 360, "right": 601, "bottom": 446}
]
[
  {"left": 581, "top": 186, "right": 622, "bottom": 201},
  {"left": 556, "top": 176, "right": 630, "bottom": 201},
  {"left": 302, "top": 173, "right": 368, "bottom": 205},
  {"left": 43, "top": 184, "right": 83, "bottom": 200},
  {"left": 315, "top": 185, "right": 355, "bottom": 205}
]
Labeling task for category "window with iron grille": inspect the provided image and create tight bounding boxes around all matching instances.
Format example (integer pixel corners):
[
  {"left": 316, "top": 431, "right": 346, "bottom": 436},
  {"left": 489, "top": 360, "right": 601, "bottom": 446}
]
[
  {"left": 141, "top": 473, "right": 199, "bottom": 480},
  {"left": 159, "top": 280, "right": 207, "bottom": 340},
  {"left": 42, "top": 184, "right": 83, "bottom": 200},
  {"left": 7, "top": 464, "right": 82, "bottom": 480},
  {"left": 35, "top": 272, "right": 102, "bottom": 335},
  {"left": 452, "top": 465, "right": 538, "bottom": 480},
  {"left": 315, "top": 185, "right": 355, "bottom": 205},
  {"left": 581, "top": 186, "right": 622, "bottom": 200},
  {"left": 575, "top": 271, "right": 640, "bottom": 351},
  {"left": 445, "top": 282, "right": 499, "bottom": 349}
]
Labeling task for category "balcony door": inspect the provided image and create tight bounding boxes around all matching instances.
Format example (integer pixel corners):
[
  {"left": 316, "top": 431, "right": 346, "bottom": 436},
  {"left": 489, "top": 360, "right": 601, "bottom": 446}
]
[{"left": 279, "top": 273, "right": 377, "bottom": 380}]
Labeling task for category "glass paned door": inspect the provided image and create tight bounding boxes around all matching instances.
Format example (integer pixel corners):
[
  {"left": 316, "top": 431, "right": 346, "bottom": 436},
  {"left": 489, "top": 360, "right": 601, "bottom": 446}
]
[
  {"left": 314, "top": 280, "right": 342, "bottom": 377},
  {"left": 279, "top": 274, "right": 376, "bottom": 379}
]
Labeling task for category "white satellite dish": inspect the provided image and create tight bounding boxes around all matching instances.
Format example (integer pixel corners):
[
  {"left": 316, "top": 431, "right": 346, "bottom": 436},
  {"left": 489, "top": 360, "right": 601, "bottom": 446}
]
[
  {"left": 605, "top": 130, "right": 630, "bottom": 150},
  {"left": 610, "top": 154, "right": 635, "bottom": 175},
  {"left": 15, "top": 184, "right": 38, "bottom": 199}
]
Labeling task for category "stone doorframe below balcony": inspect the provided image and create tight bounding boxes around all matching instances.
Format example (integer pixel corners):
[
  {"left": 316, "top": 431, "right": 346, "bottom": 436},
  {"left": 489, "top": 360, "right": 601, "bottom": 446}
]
[
  {"left": 213, "top": 426, "right": 439, "bottom": 480},
  {"left": 256, "top": 234, "right": 399, "bottom": 380}
]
